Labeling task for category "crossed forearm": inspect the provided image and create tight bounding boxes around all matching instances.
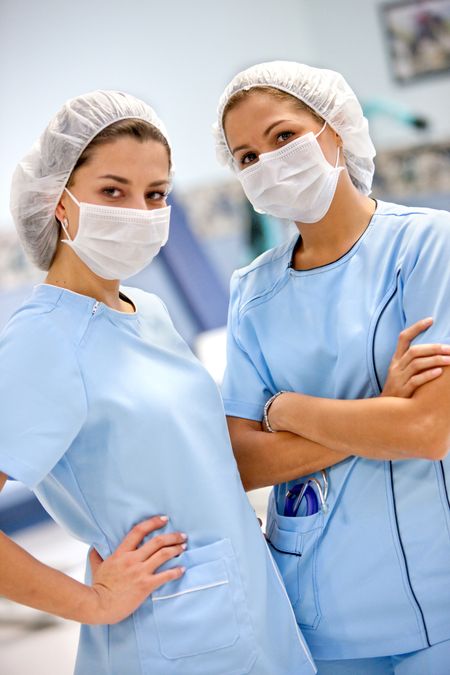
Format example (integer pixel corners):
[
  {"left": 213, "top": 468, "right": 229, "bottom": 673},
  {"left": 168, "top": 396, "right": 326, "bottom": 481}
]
[
  {"left": 227, "top": 418, "right": 348, "bottom": 490},
  {"left": 269, "top": 392, "right": 440, "bottom": 461}
]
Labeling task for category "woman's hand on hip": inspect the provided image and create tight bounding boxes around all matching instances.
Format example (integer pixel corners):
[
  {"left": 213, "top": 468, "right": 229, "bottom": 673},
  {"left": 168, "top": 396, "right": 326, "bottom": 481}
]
[
  {"left": 381, "top": 318, "right": 450, "bottom": 398},
  {"left": 86, "top": 516, "right": 186, "bottom": 624}
]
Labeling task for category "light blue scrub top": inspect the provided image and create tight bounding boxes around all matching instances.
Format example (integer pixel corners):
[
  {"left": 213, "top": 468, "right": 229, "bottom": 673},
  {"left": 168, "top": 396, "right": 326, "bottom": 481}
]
[
  {"left": 0, "top": 283, "right": 316, "bottom": 675},
  {"left": 222, "top": 201, "right": 450, "bottom": 660}
]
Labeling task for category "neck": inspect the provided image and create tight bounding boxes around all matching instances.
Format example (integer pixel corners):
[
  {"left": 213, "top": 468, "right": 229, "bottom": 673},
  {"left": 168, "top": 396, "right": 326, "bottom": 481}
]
[
  {"left": 45, "top": 244, "right": 131, "bottom": 312},
  {"left": 292, "top": 173, "right": 376, "bottom": 270}
]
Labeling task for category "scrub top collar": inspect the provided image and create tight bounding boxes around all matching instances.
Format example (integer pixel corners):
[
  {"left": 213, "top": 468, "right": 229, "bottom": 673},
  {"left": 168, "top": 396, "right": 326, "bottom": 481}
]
[
  {"left": 287, "top": 198, "right": 379, "bottom": 275},
  {"left": 32, "top": 283, "right": 139, "bottom": 320}
]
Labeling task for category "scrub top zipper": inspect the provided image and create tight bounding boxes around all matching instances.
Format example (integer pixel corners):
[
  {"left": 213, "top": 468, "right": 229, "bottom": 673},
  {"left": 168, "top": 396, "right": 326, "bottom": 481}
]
[{"left": 91, "top": 301, "right": 100, "bottom": 316}]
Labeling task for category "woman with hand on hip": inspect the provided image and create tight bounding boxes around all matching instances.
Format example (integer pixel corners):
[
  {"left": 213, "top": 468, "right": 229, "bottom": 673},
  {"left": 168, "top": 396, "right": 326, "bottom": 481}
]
[
  {"left": 214, "top": 61, "right": 450, "bottom": 674},
  {"left": 0, "top": 90, "right": 318, "bottom": 675}
]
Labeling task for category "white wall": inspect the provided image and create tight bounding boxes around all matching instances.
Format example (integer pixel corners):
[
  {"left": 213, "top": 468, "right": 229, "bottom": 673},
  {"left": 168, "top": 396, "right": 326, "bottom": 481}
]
[
  {"left": 1, "top": 0, "right": 449, "bottom": 230},
  {"left": 305, "top": 0, "right": 450, "bottom": 147},
  {"left": 0, "top": 0, "right": 317, "bottom": 229}
]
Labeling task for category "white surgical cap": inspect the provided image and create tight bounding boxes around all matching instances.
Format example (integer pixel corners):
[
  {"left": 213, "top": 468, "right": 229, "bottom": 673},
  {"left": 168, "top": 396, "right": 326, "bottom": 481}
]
[
  {"left": 214, "top": 61, "right": 376, "bottom": 196},
  {"left": 10, "top": 90, "right": 172, "bottom": 270}
]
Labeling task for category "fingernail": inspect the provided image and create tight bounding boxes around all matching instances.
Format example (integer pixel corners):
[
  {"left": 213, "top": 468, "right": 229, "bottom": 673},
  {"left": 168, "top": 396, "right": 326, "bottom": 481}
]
[
  {"left": 442, "top": 345, "right": 450, "bottom": 353},
  {"left": 442, "top": 356, "right": 450, "bottom": 363},
  {"left": 179, "top": 566, "right": 186, "bottom": 574},
  {"left": 180, "top": 533, "right": 188, "bottom": 541},
  {"left": 159, "top": 515, "right": 169, "bottom": 522},
  {"left": 432, "top": 368, "right": 443, "bottom": 375},
  {"left": 180, "top": 543, "right": 187, "bottom": 550}
]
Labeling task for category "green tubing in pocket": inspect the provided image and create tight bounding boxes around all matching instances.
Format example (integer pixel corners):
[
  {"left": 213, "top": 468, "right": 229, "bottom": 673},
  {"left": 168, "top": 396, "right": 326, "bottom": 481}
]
[{"left": 151, "top": 538, "right": 257, "bottom": 674}]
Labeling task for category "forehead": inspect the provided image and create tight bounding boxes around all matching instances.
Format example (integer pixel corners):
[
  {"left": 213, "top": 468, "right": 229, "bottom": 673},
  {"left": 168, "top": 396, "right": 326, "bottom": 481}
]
[
  {"left": 87, "top": 136, "right": 169, "bottom": 169},
  {"left": 223, "top": 91, "right": 315, "bottom": 145}
]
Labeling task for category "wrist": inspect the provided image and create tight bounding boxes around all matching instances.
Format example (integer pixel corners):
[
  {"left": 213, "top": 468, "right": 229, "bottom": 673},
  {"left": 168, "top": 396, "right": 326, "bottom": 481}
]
[
  {"left": 75, "top": 584, "right": 105, "bottom": 625},
  {"left": 270, "top": 392, "right": 302, "bottom": 433},
  {"left": 264, "top": 391, "right": 287, "bottom": 432}
]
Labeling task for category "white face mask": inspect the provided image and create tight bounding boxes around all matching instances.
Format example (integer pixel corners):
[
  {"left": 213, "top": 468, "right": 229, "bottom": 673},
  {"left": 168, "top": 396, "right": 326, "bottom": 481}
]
[
  {"left": 236, "top": 122, "right": 344, "bottom": 223},
  {"left": 60, "top": 188, "right": 171, "bottom": 280}
]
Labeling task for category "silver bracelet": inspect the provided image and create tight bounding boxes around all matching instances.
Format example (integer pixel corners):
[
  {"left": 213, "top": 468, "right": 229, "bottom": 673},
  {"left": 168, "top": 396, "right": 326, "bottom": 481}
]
[{"left": 263, "top": 391, "right": 287, "bottom": 433}]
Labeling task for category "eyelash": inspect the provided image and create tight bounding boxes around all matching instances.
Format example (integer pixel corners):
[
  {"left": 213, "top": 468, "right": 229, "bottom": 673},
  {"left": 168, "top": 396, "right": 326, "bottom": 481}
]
[
  {"left": 240, "top": 130, "right": 295, "bottom": 166},
  {"left": 102, "top": 187, "right": 168, "bottom": 201}
]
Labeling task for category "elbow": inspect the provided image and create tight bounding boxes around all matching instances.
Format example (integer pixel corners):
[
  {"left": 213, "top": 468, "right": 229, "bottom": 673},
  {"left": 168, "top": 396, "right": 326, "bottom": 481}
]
[
  {"left": 240, "top": 474, "right": 256, "bottom": 492},
  {"left": 424, "top": 435, "right": 450, "bottom": 462},
  {"left": 412, "top": 413, "right": 450, "bottom": 461},
  {"left": 235, "top": 457, "right": 258, "bottom": 492}
]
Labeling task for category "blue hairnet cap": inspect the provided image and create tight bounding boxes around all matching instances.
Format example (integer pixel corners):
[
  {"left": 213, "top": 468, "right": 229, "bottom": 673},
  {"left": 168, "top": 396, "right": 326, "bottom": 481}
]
[
  {"left": 213, "top": 60, "right": 376, "bottom": 196},
  {"left": 10, "top": 90, "right": 172, "bottom": 270}
]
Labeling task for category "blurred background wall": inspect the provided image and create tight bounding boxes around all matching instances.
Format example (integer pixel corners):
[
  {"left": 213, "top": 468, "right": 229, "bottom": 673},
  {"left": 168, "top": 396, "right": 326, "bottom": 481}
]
[{"left": 1, "top": 0, "right": 449, "bottom": 230}]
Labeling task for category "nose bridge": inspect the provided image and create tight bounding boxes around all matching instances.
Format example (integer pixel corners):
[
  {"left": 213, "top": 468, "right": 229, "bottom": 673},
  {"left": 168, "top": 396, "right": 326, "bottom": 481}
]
[{"left": 128, "top": 193, "right": 149, "bottom": 210}]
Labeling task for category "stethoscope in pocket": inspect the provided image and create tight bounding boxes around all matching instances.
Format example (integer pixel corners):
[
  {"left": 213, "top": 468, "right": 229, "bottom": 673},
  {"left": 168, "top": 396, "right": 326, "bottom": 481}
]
[{"left": 284, "top": 470, "right": 329, "bottom": 516}]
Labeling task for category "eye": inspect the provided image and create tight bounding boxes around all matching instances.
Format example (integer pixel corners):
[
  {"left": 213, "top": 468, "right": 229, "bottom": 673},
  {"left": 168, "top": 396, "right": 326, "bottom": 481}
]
[
  {"left": 276, "top": 130, "right": 294, "bottom": 143},
  {"left": 102, "top": 187, "right": 122, "bottom": 198},
  {"left": 240, "top": 151, "right": 258, "bottom": 167},
  {"left": 146, "top": 190, "right": 168, "bottom": 201}
]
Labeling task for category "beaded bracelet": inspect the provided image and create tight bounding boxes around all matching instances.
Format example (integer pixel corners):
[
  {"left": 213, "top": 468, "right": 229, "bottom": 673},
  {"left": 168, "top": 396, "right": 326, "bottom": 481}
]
[{"left": 263, "top": 391, "right": 287, "bottom": 433}]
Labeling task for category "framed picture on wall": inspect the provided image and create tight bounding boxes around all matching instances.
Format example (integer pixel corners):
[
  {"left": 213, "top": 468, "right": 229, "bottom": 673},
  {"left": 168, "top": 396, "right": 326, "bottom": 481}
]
[{"left": 381, "top": 0, "right": 450, "bottom": 83}]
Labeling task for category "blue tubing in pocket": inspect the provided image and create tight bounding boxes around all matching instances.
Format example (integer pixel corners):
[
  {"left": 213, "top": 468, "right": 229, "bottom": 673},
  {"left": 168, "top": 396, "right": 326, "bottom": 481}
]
[{"left": 284, "top": 484, "right": 319, "bottom": 517}]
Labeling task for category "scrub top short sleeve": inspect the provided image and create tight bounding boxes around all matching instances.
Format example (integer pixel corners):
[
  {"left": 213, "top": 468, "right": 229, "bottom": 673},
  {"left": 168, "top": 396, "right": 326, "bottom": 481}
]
[
  {"left": 0, "top": 309, "right": 87, "bottom": 489},
  {"left": 222, "top": 272, "right": 273, "bottom": 421},
  {"left": 402, "top": 211, "right": 450, "bottom": 346}
]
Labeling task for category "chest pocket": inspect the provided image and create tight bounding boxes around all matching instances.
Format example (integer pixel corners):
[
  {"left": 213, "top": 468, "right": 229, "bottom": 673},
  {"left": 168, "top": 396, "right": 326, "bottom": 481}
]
[
  {"left": 151, "top": 538, "right": 257, "bottom": 674},
  {"left": 266, "top": 492, "right": 324, "bottom": 630}
]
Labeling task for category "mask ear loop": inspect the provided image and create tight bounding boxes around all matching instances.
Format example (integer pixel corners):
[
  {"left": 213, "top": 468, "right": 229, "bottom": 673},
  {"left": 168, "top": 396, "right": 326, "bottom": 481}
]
[
  {"left": 334, "top": 145, "right": 341, "bottom": 169},
  {"left": 64, "top": 187, "right": 81, "bottom": 207},
  {"left": 315, "top": 120, "right": 328, "bottom": 139},
  {"left": 315, "top": 121, "right": 342, "bottom": 169},
  {"left": 60, "top": 218, "right": 72, "bottom": 242},
  {"left": 60, "top": 188, "right": 81, "bottom": 242}
]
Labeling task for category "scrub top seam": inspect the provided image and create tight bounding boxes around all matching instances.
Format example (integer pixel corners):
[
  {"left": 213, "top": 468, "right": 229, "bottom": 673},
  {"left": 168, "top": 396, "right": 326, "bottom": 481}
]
[
  {"left": 286, "top": 223, "right": 376, "bottom": 278},
  {"left": 3, "top": 300, "right": 58, "bottom": 339},
  {"left": 368, "top": 269, "right": 402, "bottom": 393},
  {"left": 223, "top": 396, "right": 264, "bottom": 410},
  {"left": 231, "top": 286, "right": 275, "bottom": 405},
  {"left": 237, "top": 272, "right": 291, "bottom": 320},
  {"left": 131, "top": 611, "right": 146, "bottom": 675},
  {"left": 237, "top": 219, "right": 380, "bottom": 319},
  {"left": 439, "top": 462, "right": 450, "bottom": 512},
  {"left": 0, "top": 452, "right": 45, "bottom": 489},
  {"left": 50, "top": 291, "right": 96, "bottom": 348},
  {"left": 62, "top": 456, "right": 113, "bottom": 556},
  {"left": 375, "top": 209, "right": 432, "bottom": 218},
  {"left": 236, "top": 235, "right": 297, "bottom": 282},
  {"left": 388, "top": 462, "right": 431, "bottom": 646},
  {"left": 63, "top": 344, "right": 112, "bottom": 555},
  {"left": 435, "top": 462, "right": 450, "bottom": 542}
]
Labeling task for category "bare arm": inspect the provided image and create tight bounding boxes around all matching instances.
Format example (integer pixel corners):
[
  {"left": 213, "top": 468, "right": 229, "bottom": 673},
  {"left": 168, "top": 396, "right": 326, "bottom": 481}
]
[
  {"left": 227, "top": 321, "right": 450, "bottom": 490},
  {"left": 269, "top": 364, "right": 450, "bottom": 461},
  {"left": 0, "top": 472, "right": 185, "bottom": 624},
  {"left": 226, "top": 419, "right": 348, "bottom": 491}
]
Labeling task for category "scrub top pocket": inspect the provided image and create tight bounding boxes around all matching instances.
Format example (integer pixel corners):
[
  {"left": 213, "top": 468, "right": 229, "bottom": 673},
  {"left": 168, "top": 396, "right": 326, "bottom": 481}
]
[
  {"left": 151, "top": 538, "right": 257, "bottom": 674},
  {"left": 266, "top": 491, "right": 324, "bottom": 630}
]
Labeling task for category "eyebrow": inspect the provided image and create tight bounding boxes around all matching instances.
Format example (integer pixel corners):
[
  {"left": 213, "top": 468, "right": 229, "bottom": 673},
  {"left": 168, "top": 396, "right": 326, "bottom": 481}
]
[
  {"left": 231, "top": 120, "right": 291, "bottom": 156},
  {"left": 97, "top": 174, "right": 168, "bottom": 187}
]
